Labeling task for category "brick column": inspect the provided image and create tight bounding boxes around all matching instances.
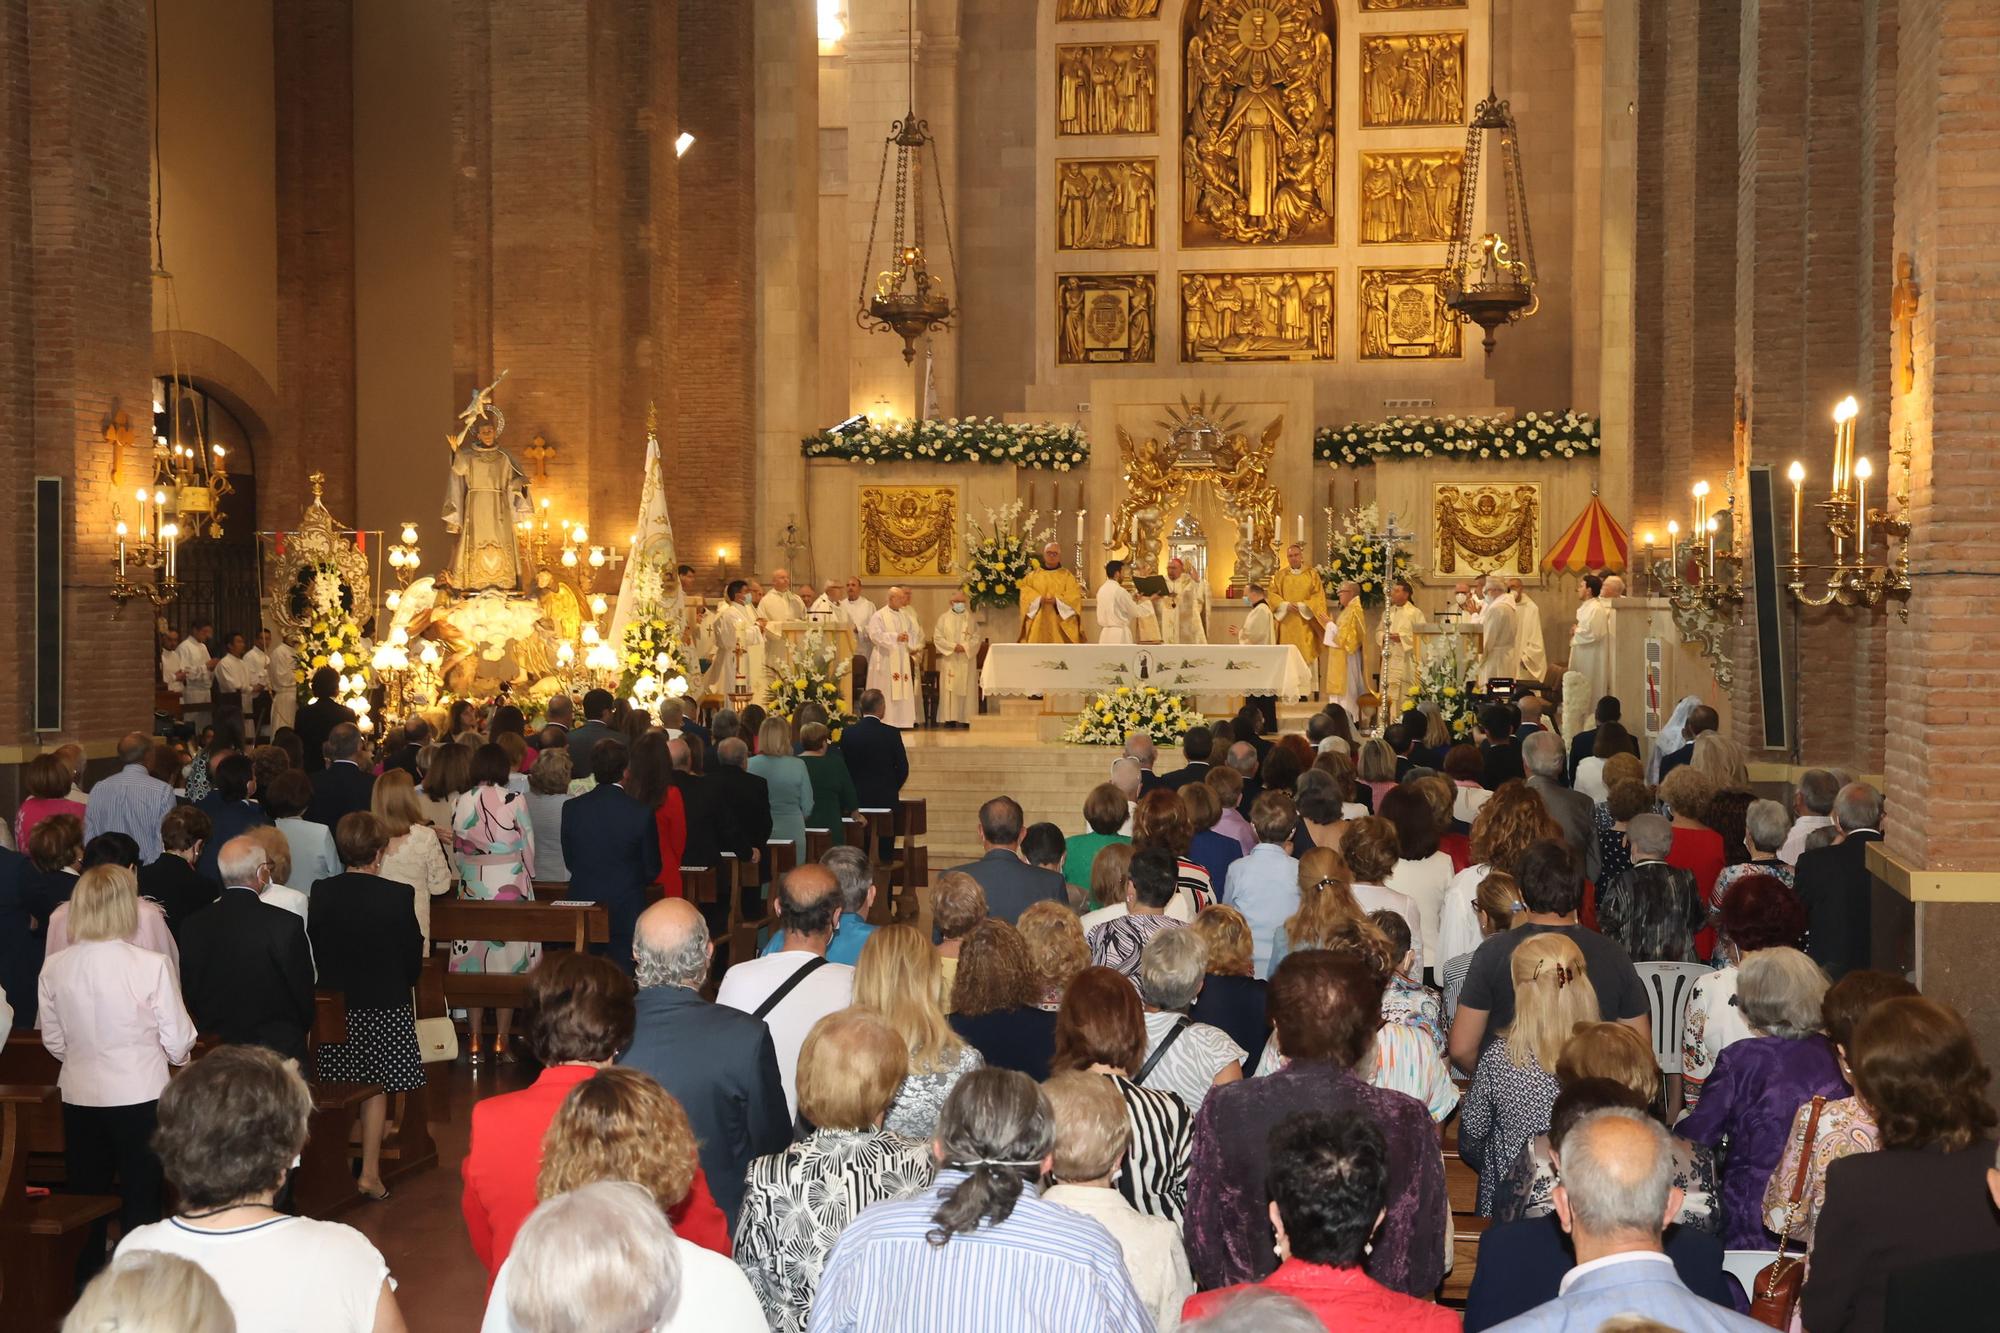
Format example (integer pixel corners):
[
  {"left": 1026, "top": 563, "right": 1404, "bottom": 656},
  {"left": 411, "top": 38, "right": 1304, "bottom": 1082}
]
[
  {"left": 0, "top": 0, "right": 154, "bottom": 752},
  {"left": 1627, "top": 0, "right": 1668, "bottom": 529},
  {"left": 273, "top": 0, "right": 357, "bottom": 525}
]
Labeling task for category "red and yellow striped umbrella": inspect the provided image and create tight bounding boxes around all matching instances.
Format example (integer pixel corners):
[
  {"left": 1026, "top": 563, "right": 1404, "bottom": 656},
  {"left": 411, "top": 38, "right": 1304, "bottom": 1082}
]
[{"left": 1543, "top": 493, "right": 1631, "bottom": 573}]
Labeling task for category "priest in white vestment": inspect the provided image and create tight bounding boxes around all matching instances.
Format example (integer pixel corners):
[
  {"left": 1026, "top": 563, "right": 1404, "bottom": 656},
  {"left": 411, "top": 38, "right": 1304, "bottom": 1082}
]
[
  {"left": 866, "top": 587, "right": 924, "bottom": 729},
  {"left": 1238, "top": 583, "right": 1277, "bottom": 733},
  {"left": 757, "top": 569, "right": 808, "bottom": 667},
  {"left": 267, "top": 638, "right": 297, "bottom": 733},
  {"left": 1162, "top": 557, "right": 1210, "bottom": 643},
  {"left": 1475, "top": 577, "right": 1519, "bottom": 688},
  {"left": 212, "top": 633, "right": 263, "bottom": 732},
  {"left": 1378, "top": 577, "right": 1425, "bottom": 713},
  {"left": 169, "top": 626, "right": 215, "bottom": 714},
  {"left": 1569, "top": 573, "right": 1614, "bottom": 714},
  {"left": 710, "top": 580, "right": 767, "bottom": 702},
  {"left": 1507, "top": 578, "right": 1548, "bottom": 682},
  {"left": 932, "top": 592, "right": 977, "bottom": 727},
  {"left": 839, "top": 577, "right": 877, "bottom": 634},
  {"left": 1094, "top": 560, "right": 1143, "bottom": 644},
  {"left": 808, "top": 586, "right": 838, "bottom": 621}
]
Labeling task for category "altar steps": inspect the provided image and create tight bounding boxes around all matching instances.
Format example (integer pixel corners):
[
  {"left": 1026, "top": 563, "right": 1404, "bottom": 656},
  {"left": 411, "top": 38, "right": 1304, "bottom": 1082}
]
[{"left": 905, "top": 733, "right": 1117, "bottom": 864}]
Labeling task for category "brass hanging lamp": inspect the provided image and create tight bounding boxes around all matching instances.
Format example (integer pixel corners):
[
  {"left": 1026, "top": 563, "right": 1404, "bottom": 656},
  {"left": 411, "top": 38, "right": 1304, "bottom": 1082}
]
[{"left": 1441, "top": 12, "right": 1539, "bottom": 353}]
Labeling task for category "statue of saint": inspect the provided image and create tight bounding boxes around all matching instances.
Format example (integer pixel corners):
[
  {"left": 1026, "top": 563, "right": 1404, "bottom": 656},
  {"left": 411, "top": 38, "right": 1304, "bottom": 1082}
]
[{"left": 441, "top": 373, "right": 535, "bottom": 593}]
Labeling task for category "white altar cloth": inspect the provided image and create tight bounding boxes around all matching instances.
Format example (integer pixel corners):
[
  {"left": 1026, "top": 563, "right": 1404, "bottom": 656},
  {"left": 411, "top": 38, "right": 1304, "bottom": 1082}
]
[{"left": 980, "top": 643, "right": 1315, "bottom": 701}]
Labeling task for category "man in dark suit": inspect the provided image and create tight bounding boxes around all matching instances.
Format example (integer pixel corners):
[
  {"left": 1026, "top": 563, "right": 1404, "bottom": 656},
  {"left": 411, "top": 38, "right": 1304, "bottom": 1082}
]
[
  {"left": 658, "top": 698, "right": 710, "bottom": 753},
  {"left": 946, "top": 796, "right": 1067, "bottom": 926},
  {"left": 1160, "top": 725, "right": 1214, "bottom": 791},
  {"left": 1568, "top": 695, "right": 1623, "bottom": 782},
  {"left": 1123, "top": 734, "right": 1165, "bottom": 794},
  {"left": 839, "top": 689, "right": 910, "bottom": 812},
  {"left": 0, "top": 841, "right": 41, "bottom": 1029},
  {"left": 1523, "top": 731, "right": 1602, "bottom": 882},
  {"left": 1656, "top": 704, "right": 1719, "bottom": 782},
  {"left": 619, "top": 898, "right": 789, "bottom": 1231},
  {"left": 194, "top": 754, "right": 272, "bottom": 882},
  {"left": 669, "top": 737, "right": 720, "bottom": 870},
  {"left": 708, "top": 738, "right": 774, "bottom": 895},
  {"left": 565, "top": 688, "right": 618, "bottom": 772},
  {"left": 179, "top": 833, "right": 316, "bottom": 1062},
  {"left": 306, "top": 723, "right": 375, "bottom": 829},
  {"left": 560, "top": 736, "right": 662, "bottom": 974},
  {"left": 541, "top": 690, "right": 574, "bottom": 753},
  {"left": 1232, "top": 706, "right": 1273, "bottom": 758},
  {"left": 140, "top": 805, "right": 219, "bottom": 936},
  {"left": 1224, "top": 741, "right": 1264, "bottom": 816},
  {"left": 1479, "top": 701, "right": 1526, "bottom": 789},
  {"left": 1795, "top": 783, "right": 1886, "bottom": 981},
  {"left": 294, "top": 666, "right": 358, "bottom": 773},
  {"left": 380, "top": 715, "right": 431, "bottom": 778}
]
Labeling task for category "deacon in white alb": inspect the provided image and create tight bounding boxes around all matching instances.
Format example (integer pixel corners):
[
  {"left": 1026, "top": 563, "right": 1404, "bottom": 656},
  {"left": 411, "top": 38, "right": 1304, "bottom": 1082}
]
[
  {"left": 1508, "top": 577, "right": 1548, "bottom": 682},
  {"left": 710, "top": 579, "right": 768, "bottom": 702},
  {"left": 757, "top": 568, "right": 808, "bottom": 666},
  {"left": 932, "top": 591, "right": 977, "bottom": 727},
  {"left": 212, "top": 632, "right": 264, "bottom": 731},
  {"left": 1475, "top": 575, "right": 1519, "bottom": 688},
  {"left": 169, "top": 623, "right": 216, "bottom": 712},
  {"left": 1162, "top": 556, "right": 1210, "bottom": 643},
  {"left": 865, "top": 587, "right": 925, "bottom": 729},
  {"left": 1093, "top": 560, "right": 1143, "bottom": 645},
  {"left": 1377, "top": 577, "right": 1425, "bottom": 713},
  {"left": 1237, "top": 582, "right": 1277, "bottom": 734},
  {"left": 1569, "top": 572, "right": 1614, "bottom": 715},
  {"left": 243, "top": 630, "right": 272, "bottom": 695}
]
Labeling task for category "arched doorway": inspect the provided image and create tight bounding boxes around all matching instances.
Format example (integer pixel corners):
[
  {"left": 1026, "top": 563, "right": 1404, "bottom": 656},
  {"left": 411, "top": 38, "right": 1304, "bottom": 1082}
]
[{"left": 155, "top": 374, "right": 262, "bottom": 643}]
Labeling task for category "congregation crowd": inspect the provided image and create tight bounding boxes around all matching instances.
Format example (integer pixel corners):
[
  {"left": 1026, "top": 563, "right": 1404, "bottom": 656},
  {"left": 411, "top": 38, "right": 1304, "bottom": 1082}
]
[{"left": 7, "top": 680, "right": 1997, "bottom": 1333}]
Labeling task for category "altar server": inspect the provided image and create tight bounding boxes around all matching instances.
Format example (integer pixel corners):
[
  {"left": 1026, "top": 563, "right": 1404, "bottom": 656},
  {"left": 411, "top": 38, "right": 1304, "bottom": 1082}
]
[
  {"left": 1163, "top": 556, "right": 1210, "bottom": 643},
  {"left": 1018, "top": 542, "right": 1085, "bottom": 644},
  {"left": 1508, "top": 577, "right": 1548, "bottom": 681},
  {"left": 267, "top": 636, "right": 297, "bottom": 733},
  {"left": 1475, "top": 575, "right": 1519, "bottom": 688},
  {"left": 1094, "top": 560, "right": 1143, "bottom": 645},
  {"left": 933, "top": 591, "right": 977, "bottom": 727},
  {"left": 1269, "top": 544, "right": 1327, "bottom": 689},
  {"left": 866, "top": 587, "right": 925, "bottom": 729},
  {"left": 1326, "top": 581, "right": 1367, "bottom": 724},
  {"left": 1569, "top": 573, "right": 1613, "bottom": 716},
  {"left": 711, "top": 579, "right": 767, "bottom": 703},
  {"left": 1378, "top": 577, "right": 1425, "bottom": 712},
  {"left": 1238, "top": 583, "right": 1277, "bottom": 734},
  {"left": 169, "top": 622, "right": 216, "bottom": 717}
]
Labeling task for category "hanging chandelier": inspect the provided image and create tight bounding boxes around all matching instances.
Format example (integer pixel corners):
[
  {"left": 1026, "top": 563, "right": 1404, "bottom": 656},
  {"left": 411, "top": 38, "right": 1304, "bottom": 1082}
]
[
  {"left": 855, "top": 0, "right": 959, "bottom": 365},
  {"left": 1441, "top": 56, "right": 1540, "bottom": 353}
]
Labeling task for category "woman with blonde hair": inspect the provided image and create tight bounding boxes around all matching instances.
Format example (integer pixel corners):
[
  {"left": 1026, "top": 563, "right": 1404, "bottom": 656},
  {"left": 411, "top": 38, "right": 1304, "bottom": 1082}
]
[
  {"left": 1690, "top": 730, "right": 1751, "bottom": 791},
  {"left": 1440, "top": 869, "right": 1524, "bottom": 1021},
  {"left": 1436, "top": 782, "right": 1564, "bottom": 963},
  {"left": 931, "top": 870, "right": 987, "bottom": 1009},
  {"left": 64, "top": 1250, "right": 235, "bottom": 1333},
  {"left": 1269, "top": 845, "right": 1395, "bottom": 976},
  {"left": 372, "top": 767, "right": 453, "bottom": 949},
  {"left": 1458, "top": 932, "right": 1600, "bottom": 1214},
  {"left": 1355, "top": 737, "right": 1399, "bottom": 808},
  {"left": 417, "top": 741, "right": 473, "bottom": 830},
  {"left": 1017, "top": 900, "right": 1090, "bottom": 1010},
  {"left": 853, "top": 924, "right": 984, "bottom": 1139},
  {"left": 746, "top": 714, "right": 813, "bottom": 852}
]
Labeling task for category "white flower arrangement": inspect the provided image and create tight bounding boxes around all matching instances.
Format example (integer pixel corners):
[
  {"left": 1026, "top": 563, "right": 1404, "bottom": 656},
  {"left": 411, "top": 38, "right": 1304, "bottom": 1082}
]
[
  {"left": 963, "top": 501, "right": 1055, "bottom": 614},
  {"left": 1401, "top": 623, "right": 1478, "bottom": 741},
  {"left": 802, "top": 416, "right": 1088, "bottom": 470},
  {"left": 764, "top": 628, "right": 855, "bottom": 735},
  {"left": 1317, "top": 502, "right": 1412, "bottom": 611},
  {"left": 1063, "top": 683, "right": 1205, "bottom": 746},
  {"left": 620, "top": 606, "right": 690, "bottom": 706},
  {"left": 1314, "top": 410, "right": 1600, "bottom": 467}
]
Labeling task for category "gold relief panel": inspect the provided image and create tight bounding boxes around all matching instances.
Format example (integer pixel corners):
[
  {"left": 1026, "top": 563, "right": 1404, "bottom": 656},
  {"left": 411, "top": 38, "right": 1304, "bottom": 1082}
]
[
  {"left": 1058, "top": 44, "right": 1158, "bottom": 136},
  {"left": 1180, "top": 0, "right": 1336, "bottom": 247},
  {"left": 1058, "top": 160, "right": 1157, "bottom": 250},
  {"left": 1359, "top": 0, "right": 1466, "bottom": 11},
  {"left": 859, "top": 486, "right": 960, "bottom": 580},
  {"left": 1359, "top": 32, "right": 1467, "bottom": 128},
  {"left": 1179, "top": 270, "right": 1335, "bottom": 363},
  {"left": 1358, "top": 150, "right": 1463, "bottom": 245},
  {"left": 1058, "top": 0, "right": 1161, "bottom": 17},
  {"left": 1057, "top": 274, "right": 1157, "bottom": 365},
  {"left": 1359, "top": 267, "right": 1462, "bottom": 360}
]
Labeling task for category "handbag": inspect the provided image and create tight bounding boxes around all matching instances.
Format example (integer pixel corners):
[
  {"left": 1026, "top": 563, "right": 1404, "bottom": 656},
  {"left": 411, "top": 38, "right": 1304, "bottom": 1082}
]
[
  {"left": 413, "top": 989, "right": 459, "bottom": 1063},
  {"left": 1748, "top": 1094, "right": 1825, "bottom": 1328}
]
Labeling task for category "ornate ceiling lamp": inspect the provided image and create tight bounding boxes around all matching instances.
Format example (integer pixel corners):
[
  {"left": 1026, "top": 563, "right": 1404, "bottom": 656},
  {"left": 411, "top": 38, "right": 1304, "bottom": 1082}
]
[
  {"left": 856, "top": 0, "right": 960, "bottom": 365},
  {"left": 1441, "top": 21, "right": 1539, "bottom": 353}
]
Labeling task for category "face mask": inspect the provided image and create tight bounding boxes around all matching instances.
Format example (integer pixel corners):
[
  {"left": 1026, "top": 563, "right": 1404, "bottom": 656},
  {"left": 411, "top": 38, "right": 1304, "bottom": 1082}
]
[{"left": 951, "top": 601, "right": 966, "bottom": 614}]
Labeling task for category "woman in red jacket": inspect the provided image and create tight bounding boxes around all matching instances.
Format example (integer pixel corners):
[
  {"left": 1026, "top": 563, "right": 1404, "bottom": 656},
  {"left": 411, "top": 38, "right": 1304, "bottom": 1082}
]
[
  {"left": 628, "top": 731, "right": 687, "bottom": 899},
  {"left": 460, "top": 953, "right": 727, "bottom": 1281}
]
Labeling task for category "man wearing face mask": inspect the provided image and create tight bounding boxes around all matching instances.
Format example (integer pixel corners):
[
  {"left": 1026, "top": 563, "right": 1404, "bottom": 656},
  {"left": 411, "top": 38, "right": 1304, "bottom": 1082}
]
[
  {"left": 933, "top": 591, "right": 978, "bottom": 728},
  {"left": 709, "top": 579, "right": 768, "bottom": 703},
  {"left": 865, "top": 587, "right": 925, "bottom": 729}
]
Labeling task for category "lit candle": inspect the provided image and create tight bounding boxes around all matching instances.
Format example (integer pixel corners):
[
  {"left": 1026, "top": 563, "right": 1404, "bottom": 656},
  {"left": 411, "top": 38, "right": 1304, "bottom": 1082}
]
[
  {"left": 1295, "top": 514, "right": 1305, "bottom": 544},
  {"left": 1832, "top": 396, "right": 1859, "bottom": 494},
  {"left": 115, "top": 518, "right": 127, "bottom": 577},
  {"left": 1103, "top": 512, "right": 1114, "bottom": 546},
  {"left": 1854, "top": 456, "right": 1872, "bottom": 561},
  {"left": 1705, "top": 516, "right": 1719, "bottom": 578},
  {"left": 1787, "top": 462, "right": 1804, "bottom": 557},
  {"left": 1692, "top": 480, "right": 1709, "bottom": 536}
]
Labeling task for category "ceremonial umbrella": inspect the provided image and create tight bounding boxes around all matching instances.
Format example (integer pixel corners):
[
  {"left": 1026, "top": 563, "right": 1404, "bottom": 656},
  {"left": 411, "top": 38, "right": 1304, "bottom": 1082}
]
[{"left": 1542, "top": 491, "right": 1631, "bottom": 573}]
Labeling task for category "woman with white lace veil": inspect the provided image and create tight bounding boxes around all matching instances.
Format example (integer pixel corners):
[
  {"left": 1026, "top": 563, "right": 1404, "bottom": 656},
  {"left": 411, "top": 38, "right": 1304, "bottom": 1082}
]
[{"left": 1645, "top": 694, "right": 1703, "bottom": 784}]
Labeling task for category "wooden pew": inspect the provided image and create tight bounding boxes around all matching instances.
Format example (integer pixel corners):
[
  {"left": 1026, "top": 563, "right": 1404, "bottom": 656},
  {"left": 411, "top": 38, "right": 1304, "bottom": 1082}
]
[
  {"left": 294, "top": 992, "right": 381, "bottom": 1218},
  {"left": 0, "top": 1085, "right": 119, "bottom": 1332},
  {"left": 422, "top": 899, "right": 612, "bottom": 1014},
  {"left": 894, "top": 799, "right": 928, "bottom": 924}
]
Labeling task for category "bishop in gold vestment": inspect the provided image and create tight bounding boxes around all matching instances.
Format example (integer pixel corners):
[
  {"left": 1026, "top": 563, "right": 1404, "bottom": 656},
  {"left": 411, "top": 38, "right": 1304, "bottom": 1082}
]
[
  {"left": 1018, "top": 543, "right": 1086, "bottom": 644},
  {"left": 1327, "top": 582, "right": 1368, "bottom": 723},
  {"left": 1269, "top": 545, "right": 1327, "bottom": 686}
]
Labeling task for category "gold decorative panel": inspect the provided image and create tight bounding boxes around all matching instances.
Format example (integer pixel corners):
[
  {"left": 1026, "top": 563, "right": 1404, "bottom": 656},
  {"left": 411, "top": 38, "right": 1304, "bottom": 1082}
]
[
  {"left": 1058, "top": 44, "right": 1158, "bottom": 136},
  {"left": 1059, "top": 0, "right": 1162, "bottom": 17},
  {"left": 1179, "top": 270, "right": 1335, "bottom": 362},
  {"left": 1359, "top": 267, "right": 1461, "bottom": 359},
  {"left": 1432, "top": 482, "right": 1541, "bottom": 580},
  {"left": 1180, "top": 0, "right": 1336, "bottom": 247},
  {"left": 1058, "top": 160, "right": 1157, "bottom": 250},
  {"left": 859, "top": 486, "right": 960, "bottom": 579},
  {"left": 1359, "top": 32, "right": 1466, "bottom": 128},
  {"left": 1058, "top": 274, "right": 1157, "bottom": 364},
  {"left": 1358, "top": 150, "right": 1462, "bottom": 244},
  {"left": 1360, "top": 0, "right": 1466, "bottom": 10}
]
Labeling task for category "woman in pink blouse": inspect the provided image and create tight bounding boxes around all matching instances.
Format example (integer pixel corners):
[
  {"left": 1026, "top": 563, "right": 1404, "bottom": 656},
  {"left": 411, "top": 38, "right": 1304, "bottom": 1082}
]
[
  {"left": 16, "top": 750, "right": 88, "bottom": 847},
  {"left": 38, "top": 864, "right": 199, "bottom": 1270}
]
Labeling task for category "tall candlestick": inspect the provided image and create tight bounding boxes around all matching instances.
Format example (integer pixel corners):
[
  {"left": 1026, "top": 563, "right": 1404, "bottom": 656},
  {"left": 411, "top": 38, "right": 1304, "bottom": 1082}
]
[
  {"left": 1787, "top": 462, "right": 1804, "bottom": 557},
  {"left": 1854, "top": 456, "right": 1872, "bottom": 563},
  {"left": 1832, "top": 396, "right": 1859, "bottom": 494},
  {"left": 1705, "top": 517, "right": 1718, "bottom": 579},
  {"left": 1103, "top": 512, "right": 1113, "bottom": 546},
  {"left": 1295, "top": 514, "right": 1304, "bottom": 544},
  {"left": 1078, "top": 510, "right": 1086, "bottom": 546}
]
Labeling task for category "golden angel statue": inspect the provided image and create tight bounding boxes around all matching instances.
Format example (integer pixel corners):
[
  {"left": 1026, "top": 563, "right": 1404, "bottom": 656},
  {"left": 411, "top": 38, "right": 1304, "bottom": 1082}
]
[{"left": 441, "top": 372, "right": 535, "bottom": 592}]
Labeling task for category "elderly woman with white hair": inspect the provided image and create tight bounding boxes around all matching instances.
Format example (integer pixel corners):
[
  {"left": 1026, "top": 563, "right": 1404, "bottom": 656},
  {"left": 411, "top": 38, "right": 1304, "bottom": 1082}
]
[
  {"left": 503, "top": 1182, "right": 680, "bottom": 1333},
  {"left": 1711, "top": 797, "right": 1795, "bottom": 913},
  {"left": 1134, "top": 928, "right": 1245, "bottom": 1114},
  {"left": 1677, "top": 946, "right": 1849, "bottom": 1249}
]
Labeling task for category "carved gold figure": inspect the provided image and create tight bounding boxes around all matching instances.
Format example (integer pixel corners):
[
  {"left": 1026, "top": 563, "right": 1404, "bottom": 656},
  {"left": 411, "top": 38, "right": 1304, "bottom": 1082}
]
[
  {"left": 1180, "top": 0, "right": 1335, "bottom": 247},
  {"left": 859, "top": 486, "right": 959, "bottom": 578},
  {"left": 1114, "top": 410, "right": 1283, "bottom": 587},
  {"left": 1180, "top": 270, "right": 1335, "bottom": 362},
  {"left": 1059, "top": 0, "right": 1161, "bottom": 17},
  {"left": 1058, "top": 44, "right": 1157, "bottom": 136},
  {"left": 1360, "top": 32, "right": 1466, "bottom": 128},
  {"left": 1058, "top": 160, "right": 1156, "bottom": 250},
  {"left": 1360, "top": 0, "right": 1466, "bottom": 10},
  {"left": 1433, "top": 483, "right": 1541, "bottom": 579},
  {"left": 1359, "top": 267, "right": 1461, "bottom": 360},
  {"left": 1358, "top": 150, "right": 1463, "bottom": 244},
  {"left": 1058, "top": 274, "right": 1156, "bottom": 364}
]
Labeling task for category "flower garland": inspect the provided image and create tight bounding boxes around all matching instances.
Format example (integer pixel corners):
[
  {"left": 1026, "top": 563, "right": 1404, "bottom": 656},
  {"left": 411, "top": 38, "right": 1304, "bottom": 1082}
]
[
  {"left": 765, "top": 628, "right": 855, "bottom": 736},
  {"left": 1401, "top": 623, "right": 1478, "bottom": 742},
  {"left": 293, "top": 567, "right": 372, "bottom": 725},
  {"left": 1063, "top": 683, "right": 1205, "bottom": 746},
  {"left": 1317, "top": 502, "right": 1412, "bottom": 611},
  {"left": 802, "top": 417, "right": 1088, "bottom": 470},
  {"left": 962, "top": 501, "right": 1055, "bottom": 614},
  {"left": 620, "top": 607, "right": 691, "bottom": 708},
  {"left": 1313, "top": 410, "right": 1600, "bottom": 467}
]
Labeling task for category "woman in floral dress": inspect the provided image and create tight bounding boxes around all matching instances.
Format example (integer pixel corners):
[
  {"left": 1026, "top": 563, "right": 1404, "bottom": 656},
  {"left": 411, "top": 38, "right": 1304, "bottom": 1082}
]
[{"left": 450, "top": 742, "right": 539, "bottom": 1063}]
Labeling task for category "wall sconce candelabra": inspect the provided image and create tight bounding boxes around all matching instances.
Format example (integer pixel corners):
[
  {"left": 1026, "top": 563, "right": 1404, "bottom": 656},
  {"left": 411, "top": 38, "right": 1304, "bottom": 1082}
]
[
  {"left": 383, "top": 522, "right": 421, "bottom": 613},
  {"left": 109, "top": 486, "right": 181, "bottom": 609},
  {"left": 1640, "top": 475, "right": 1745, "bottom": 686},
  {"left": 1783, "top": 397, "right": 1913, "bottom": 621}
]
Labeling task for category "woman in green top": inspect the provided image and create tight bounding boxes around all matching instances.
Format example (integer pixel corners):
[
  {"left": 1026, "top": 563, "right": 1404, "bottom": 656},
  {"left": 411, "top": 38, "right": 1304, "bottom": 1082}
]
[
  {"left": 1063, "top": 781, "right": 1132, "bottom": 898},
  {"left": 798, "top": 720, "right": 860, "bottom": 833}
]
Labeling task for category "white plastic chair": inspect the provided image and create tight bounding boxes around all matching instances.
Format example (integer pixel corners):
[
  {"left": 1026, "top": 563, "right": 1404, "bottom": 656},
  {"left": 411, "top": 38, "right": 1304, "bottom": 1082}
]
[{"left": 1635, "top": 961, "right": 1710, "bottom": 1073}]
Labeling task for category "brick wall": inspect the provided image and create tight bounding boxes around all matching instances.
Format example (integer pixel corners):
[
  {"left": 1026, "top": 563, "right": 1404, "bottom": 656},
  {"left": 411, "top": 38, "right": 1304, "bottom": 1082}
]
[{"left": 1629, "top": 0, "right": 1667, "bottom": 528}]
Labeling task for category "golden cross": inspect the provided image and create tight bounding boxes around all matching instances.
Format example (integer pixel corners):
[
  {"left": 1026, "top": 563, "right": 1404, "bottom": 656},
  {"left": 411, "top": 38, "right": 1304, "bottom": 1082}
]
[{"left": 524, "top": 434, "right": 557, "bottom": 480}]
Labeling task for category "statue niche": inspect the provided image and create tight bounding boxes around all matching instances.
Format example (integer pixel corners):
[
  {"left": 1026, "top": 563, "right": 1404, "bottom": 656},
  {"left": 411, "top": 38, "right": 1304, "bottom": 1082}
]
[{"left": 1181, "top": 0, "right": 1336, "bottom": 248}]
